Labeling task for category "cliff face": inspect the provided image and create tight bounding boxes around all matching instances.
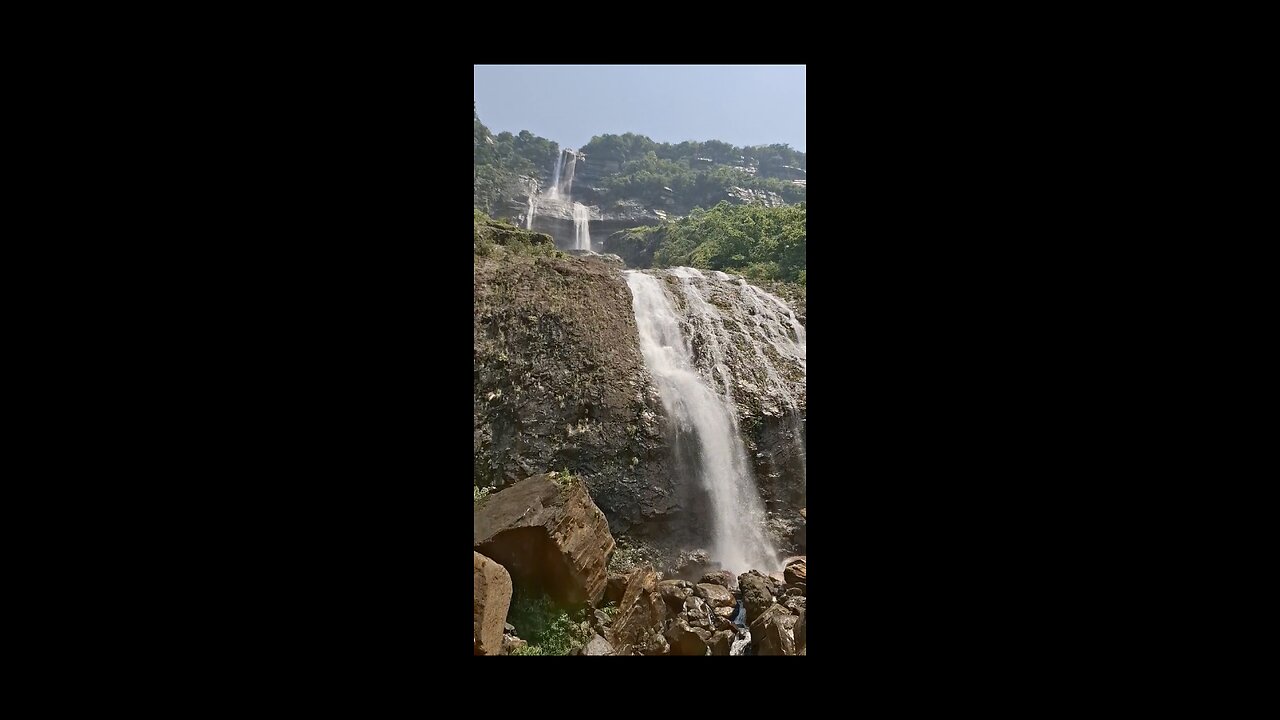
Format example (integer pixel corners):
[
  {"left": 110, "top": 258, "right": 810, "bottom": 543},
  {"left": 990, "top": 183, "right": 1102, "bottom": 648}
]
[
  {"left": 475, "top": 233, "right": 807, "bottom": 566},
  {"left": 474, "top": 248, "right": 679, "bottom": 542}
]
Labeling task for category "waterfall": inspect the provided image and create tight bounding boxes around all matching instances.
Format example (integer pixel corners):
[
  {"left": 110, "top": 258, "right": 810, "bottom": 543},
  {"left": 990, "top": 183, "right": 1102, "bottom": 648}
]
[
  {"left": 547, "top": 150, "right": 565, "bottom": 200},
  {"left": 525, "top": 178, "right": 537, "bottom": 230},
  {"left": 559, "top": 150, "right": 578, "bottom": 197},
  {"left": 573, "top": 202, "right": 591, "bottom": 250},
  {"left": 625, "top": 270, "right": 783, "bottom": 576}
]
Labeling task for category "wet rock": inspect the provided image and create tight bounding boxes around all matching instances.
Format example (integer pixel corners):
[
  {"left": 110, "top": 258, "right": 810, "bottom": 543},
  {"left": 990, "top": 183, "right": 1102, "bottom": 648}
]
[
  {"left": 785, "top": 586, "right": 804, "bottom": 597},
  {"left": 782, "top": 595, "right": 807, "bottom": 615},
  {"left": 784, "top": 559, "right": 807, "bottom": 585},
  {"left": 739, "top": 571, "right": 774, "bottom": 625},
  {"left": 710, "top": 629, "right": 736, "bottom": 656},
  {"left": 473, "top": 474, "right": 615, "bottom": 606},
  {"left": 581, "top": 634, "right": 615, "bottom": 656},
  {"left": 699, "top": 570, "right": 737, "bottom": 590},
  {"left": 750, "top": 603, "right": 799, "bottom": 656},
  {"left": 473, "top": 552, "right": 512, "bottom": 656},
  {"left": 695, "top": 582, "right": 736, "bottom": 608},
  {"left": 665, "top": 618, "right": 712, "bottom": 656}
]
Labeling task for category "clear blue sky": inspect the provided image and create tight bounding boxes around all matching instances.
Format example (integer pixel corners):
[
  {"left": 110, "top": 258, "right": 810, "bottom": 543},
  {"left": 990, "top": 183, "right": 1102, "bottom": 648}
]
[{"left": 474, "top": 65, "right": 805, "bottom": 153}]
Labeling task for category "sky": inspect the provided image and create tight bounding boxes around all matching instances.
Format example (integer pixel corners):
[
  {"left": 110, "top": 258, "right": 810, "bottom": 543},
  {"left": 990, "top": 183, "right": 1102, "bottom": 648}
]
[{"left": 474, "top": 65, "right": 805, "bottom": 153}]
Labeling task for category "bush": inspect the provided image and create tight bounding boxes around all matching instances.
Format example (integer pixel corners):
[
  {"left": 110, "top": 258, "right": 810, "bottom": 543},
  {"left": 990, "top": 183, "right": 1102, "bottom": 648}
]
[{"left": 506, "top": 589, "right": 592, "bottom": 656}]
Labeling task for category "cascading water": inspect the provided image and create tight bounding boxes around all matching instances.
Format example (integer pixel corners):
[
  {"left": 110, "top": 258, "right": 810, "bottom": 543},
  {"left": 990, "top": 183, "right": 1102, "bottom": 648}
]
[
  {"left": 525, "top": 178, "right": 537, "bottom": 230},
  {"left": 625, "top": 270, "right": 782, "bottom": 576},
  {"left": 547, "top": 150, "right": 566, "bottom": 200},
  {"left": 559, "top": 150, "right": 577, "bottom": 197},
  {"left": 573, "top": 202, "right": 591, "bottom": 250}
]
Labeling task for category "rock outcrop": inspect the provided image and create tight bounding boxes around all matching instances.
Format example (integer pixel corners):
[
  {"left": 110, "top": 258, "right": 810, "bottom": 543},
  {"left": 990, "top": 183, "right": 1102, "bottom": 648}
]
[
  {"left": 665, "top": 619, "right": 712, "bottom": 656},
  {"left": 751, "top": 603, "right": 799, "bottom": 656},
  {"left": 473, "top": 552, "right": 513, "bottom": 656},
  {"left": 784, "top": 558, "right": 806, "bottom": 585},
  {"left": 739, "top": 571, "right": 776, "bottom": 625},
  {"left": 606, "top": 566, "right": 668, "bottom": 655},
  {"left": 473, "top": 474, "right": 615, "bottom": 606}
]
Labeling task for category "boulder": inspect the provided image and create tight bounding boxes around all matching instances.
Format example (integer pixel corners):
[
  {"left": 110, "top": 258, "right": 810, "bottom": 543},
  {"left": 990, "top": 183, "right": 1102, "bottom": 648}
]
[
  {"left": 738, "top": 571, "right": 774, "bottom": 625},
  {"left": 606, "top": 565, "right": 668, "bottom": 655},
  {"left": 665, "top": 618, "right": 712, "bottom": 656},
  {"left": 581, "top": 634, "right": 615, "bottom": 656},
  {"left": 784, "top": 559, "right": 807, "bottom": 586},
  {"left": 714, "top": 606, "right": 737, "bottom": 618},
  {"left": 695, "top": 582, "right": 736, "bottom": 608},
  {"left": 750, "top": 604, "right": 798, "bottom": 656},
  {"left": 709, "top": 629, "right": 736, "bottom": 656},
  {"left": 473, "top": 474, "right": 615, "bottom": 606},
  {"left": 783, "top": 595, "right": 807, "bottom": 615},
  {"left": 794, "top": 608, "right": 806, "bottom": 654},
  {"left": 657, "top": 579, "right": 693, "bottom": 610},
  {"left": 501, "top": 634, "right": 527, "bottom": 654},
  {"left": 699, "top": 570, "right": 737, "bottom": 590},
  {"left": 473, "top": 552, "right": 513, "bottom": 656}
]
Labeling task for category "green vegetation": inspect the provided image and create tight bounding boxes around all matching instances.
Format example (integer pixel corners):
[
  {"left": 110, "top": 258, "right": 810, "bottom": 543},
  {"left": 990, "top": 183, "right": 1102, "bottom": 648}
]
[
  {"left": 473, "top": 485, "right": 491, "bottom": 507},
  {"left": 473, "top": 211, "right": 562, "bottom": 259},
  {"left": 474, "top": 104, "right": 561, "bottom": 216},
  {"left": 608, "top": 540, "right": 655, "bottom": 574},
  {"left": 610, "top": 202, "right": 805, "bottom": 287},
  {"left": 506, "top": 588, "right": 592, "bottom": 656}
]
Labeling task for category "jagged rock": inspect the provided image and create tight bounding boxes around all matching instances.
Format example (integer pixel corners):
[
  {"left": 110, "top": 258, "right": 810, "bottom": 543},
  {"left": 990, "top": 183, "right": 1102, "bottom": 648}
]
[
  {"left": 606, "top": 565, "right": 668, "bottom": 655},
  {"left": 473, "top": 552, "right": 512, "bottom": 656},
  {"left": 640, "top": 630, "right": 670, "bottom": 656},
  {"left": 739, "top": 571, "right": 774, "bottom": 625},
  {"left": 782, "top": 595, "right": 807, "bottom": 615},
  {"left": 714, "top": 606, "right": 737, "bottom": 618},
  {"left": 581, "top": 634, "right": 615, "bottom": 656},
  {"left": 605, "top": 573, "right": 629, "bottom": 605},
  {"left": 658, "top": 579, "right": 693, "bottom": 610},
  {"left": 695, "top": 582, "right": 736, "bottom": 608},
  {"left": 794, "top": 608, "right": 806, "bottom": 654},
  {"left": 593, "top": 609, "right": 612, "bottom": 629},
  {"left": 699, "top": 570, "right": 737, "bottom": 590},
  {"left": 665, "top": 618, "right": 712, "bottom": 656},
  {"left": 502, "top": 634, "right": 526, "bottom": 654},
  {"left": 504, "top": 622, "right": 515, "bottom": 633},
  {"left": 710, "top": 629, "right": 736, "bottom": 656},
  {"left": 750, "top": 603, "right": 799, "bottom": 656},
  {"left": 784, "top": 559, "right": 807, "bottom": 585},
  {"left": 785, "top": 586, "right": 804, "bottom": 597},
  {"left": 473, "top": 474, "right": 615, "bottom": 606}
]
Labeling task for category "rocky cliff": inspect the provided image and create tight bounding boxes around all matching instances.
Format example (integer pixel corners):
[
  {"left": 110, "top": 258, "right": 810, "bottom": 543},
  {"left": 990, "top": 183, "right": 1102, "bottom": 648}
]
[{"left": 475, "top": 225, "right": 806, "bottom": 567}]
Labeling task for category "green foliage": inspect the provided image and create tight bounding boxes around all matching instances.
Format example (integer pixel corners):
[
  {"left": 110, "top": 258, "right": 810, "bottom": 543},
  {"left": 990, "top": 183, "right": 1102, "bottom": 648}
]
[
  {"left": 473, "top": 485, "right": 491, "bottom": 507},
  {"left": 608, "top": 541, "right": 653, "bottom": 574},
  {"left": 645, "top": 203, "right": 806, "bottom": 284},
  {"left": 474, "top": 211, "right": 561, "bottom": 259},
  {"left": 506, "top": 589, "right": 592, "bottom": 656},
  {"left": 509, "top": 645, "right": 545, "bottom": 656}
]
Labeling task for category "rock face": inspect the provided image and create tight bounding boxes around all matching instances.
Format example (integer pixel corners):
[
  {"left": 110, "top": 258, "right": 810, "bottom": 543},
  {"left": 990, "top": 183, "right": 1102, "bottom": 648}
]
[
  {"left": 751, "top": 604, "right": 799, "bottom": 656},
  {"left": 473, "top": 474, "right": 615, "bottom": 606},
  {"left": 474, "top": 249, "right": 679, "bottom": 544},
  {"left": 607, "top": 566, "right": 668, "bottom": 655},
  {"left": 739, "top": 571, "right": 775, "bottom": 625},
  {"left": 473, "top": 552, "right": 513, "bottom": 656},
  {"left": 794, "top": 608, "right": 806, "bottom": 654}
]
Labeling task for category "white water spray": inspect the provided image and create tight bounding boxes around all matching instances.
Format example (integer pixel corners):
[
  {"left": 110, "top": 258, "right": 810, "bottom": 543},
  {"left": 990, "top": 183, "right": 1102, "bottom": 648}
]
[
  {"left": 573, "top": 202, "right": 591, "bottom": 250},
  {"left": 625, "top": 270, "right": 780, "bottom": 576}
]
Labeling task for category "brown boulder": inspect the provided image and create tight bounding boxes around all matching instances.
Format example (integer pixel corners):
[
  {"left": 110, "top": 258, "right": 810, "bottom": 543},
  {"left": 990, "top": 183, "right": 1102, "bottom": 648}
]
[
  {"left": 738, "top": 571, "right": 774, "bottom": 625},
  {"left": 665, "top": 618, "right": 712, "bottom": 655},
  {"left": 473, "top": 474, "right": 615, "bottom": 606},
  {"left": 750, "top": 604, "right": 798, "bottom": 656},
  {"left": 709, "top": 629, "right": 736, "bottom": 656},
  {"left": 473, "top": 552, "right": 513, "bottom": 656},
  {"left": 606, "top": 565, "right": 668, "bottom": 655},
  {"left": 657, "top": 579, "right": 693, "bottom": 610},
  {"left": 783, "top": 595, "right": 807, "bottom": 615},
  {"left": 695, "top": 582, "right": 736, "bottom": 608},
  {"left": 794, "top": 608, "right": 806, "bottom": 654},
  {"left": 605, "top": 573, "right": 629, "bottom": 605},
  {"left": 784, "top": 559, "right": 807, "bottom": 585},
  {"left": 581, "top": 634, "right": 615, "bottom": 656},
  {"left": 699, "top": 570, "right": 737, "bottom": 590}
]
